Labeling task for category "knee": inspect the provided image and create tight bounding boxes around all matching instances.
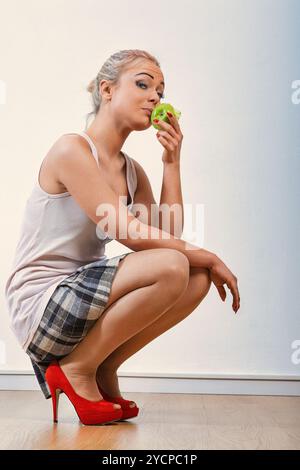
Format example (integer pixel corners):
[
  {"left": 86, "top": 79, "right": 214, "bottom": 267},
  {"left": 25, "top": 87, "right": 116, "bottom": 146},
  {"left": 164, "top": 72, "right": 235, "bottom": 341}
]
[{"left": 160, "top": 249, "right": 190, "bottom": 296}]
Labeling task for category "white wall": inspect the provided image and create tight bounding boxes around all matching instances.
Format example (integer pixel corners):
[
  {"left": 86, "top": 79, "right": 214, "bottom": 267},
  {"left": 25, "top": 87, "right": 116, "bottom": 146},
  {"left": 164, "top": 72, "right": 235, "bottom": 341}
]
[{"left": 1, "top": 0, "right": 299, "bottom": 383}]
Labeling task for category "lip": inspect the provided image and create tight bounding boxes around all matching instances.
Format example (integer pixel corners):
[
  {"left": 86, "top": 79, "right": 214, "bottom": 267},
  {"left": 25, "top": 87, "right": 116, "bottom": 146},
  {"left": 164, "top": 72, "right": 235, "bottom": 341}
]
[{"left": 142, "top": 108, "right": 152, "bottom": 116}]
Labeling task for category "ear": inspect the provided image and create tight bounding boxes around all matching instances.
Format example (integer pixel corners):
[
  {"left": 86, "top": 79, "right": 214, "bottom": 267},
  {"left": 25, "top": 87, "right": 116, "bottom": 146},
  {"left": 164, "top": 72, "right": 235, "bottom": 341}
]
[{"left": 99, "top": 79, "right": 113, "bottom": 101}]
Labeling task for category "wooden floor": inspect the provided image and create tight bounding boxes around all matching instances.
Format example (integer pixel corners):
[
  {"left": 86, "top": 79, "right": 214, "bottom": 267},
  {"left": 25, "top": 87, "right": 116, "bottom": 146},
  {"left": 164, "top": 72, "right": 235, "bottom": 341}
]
[{"left": 0, "top": 391, "right": 299, "bottom": 450}]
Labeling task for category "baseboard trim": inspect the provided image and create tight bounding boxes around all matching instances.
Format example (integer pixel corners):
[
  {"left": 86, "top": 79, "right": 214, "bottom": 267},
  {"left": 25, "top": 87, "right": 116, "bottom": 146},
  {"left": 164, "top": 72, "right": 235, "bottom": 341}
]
[{"left": 0, "top": 371, "right": 299, "bottom": 396}]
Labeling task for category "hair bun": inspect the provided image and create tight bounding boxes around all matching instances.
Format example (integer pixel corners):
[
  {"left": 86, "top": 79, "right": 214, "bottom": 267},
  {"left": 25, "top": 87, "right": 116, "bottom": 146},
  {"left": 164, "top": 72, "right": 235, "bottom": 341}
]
[{"left": 87, "top": 78, "right": 96, "bottom": 93}]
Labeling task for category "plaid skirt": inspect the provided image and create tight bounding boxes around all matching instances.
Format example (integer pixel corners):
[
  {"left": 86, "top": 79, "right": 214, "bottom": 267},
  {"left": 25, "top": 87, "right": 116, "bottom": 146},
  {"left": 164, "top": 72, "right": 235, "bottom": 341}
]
[{"left": 25, "top": 253, "right": 131, "bottom": 400}]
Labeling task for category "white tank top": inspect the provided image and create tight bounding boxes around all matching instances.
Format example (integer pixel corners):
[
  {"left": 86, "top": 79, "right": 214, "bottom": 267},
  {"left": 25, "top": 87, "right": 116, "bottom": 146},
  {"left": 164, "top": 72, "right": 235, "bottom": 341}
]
[{"left": 5, "top": 131, "right": 138, "bottom": 352}]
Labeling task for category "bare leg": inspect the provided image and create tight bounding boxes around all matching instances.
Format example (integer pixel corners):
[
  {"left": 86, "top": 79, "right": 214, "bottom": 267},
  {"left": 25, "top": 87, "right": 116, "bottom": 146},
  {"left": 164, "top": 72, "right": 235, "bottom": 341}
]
[
  {"left": 96, "top": 266, "right": 212, "bottom": 399},
  {"left": 58, "top": 249, "right": 190, "bottom": 402}
]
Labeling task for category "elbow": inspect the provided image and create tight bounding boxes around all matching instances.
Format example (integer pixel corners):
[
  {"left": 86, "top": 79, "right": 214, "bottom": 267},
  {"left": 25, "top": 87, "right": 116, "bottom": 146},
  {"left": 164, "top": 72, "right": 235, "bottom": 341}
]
[
  {"left": 116, "top": 215, "right": 151, "bottom": 252},
  {"left": 95, "top": 204, "right": 144, "bottom": 251}
]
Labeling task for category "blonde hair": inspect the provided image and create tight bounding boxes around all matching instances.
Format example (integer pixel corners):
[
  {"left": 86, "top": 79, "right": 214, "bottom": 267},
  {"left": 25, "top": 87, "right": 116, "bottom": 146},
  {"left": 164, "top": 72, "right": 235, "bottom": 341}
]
[{"left": 85, "top": 49, "right": 161, "bottom": 130}]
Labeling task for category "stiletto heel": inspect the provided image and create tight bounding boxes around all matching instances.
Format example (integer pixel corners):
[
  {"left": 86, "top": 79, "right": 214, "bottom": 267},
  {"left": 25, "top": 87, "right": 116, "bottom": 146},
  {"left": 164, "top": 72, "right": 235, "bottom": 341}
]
[
  {"left": 48, "top": 385, "right": 61, "bottom": 423},
  {"left": 45, "top": 360, "right": 123, "bottom": 425},
  {"left": 98, "top": 385, "right": 139, "bottom": 420}
]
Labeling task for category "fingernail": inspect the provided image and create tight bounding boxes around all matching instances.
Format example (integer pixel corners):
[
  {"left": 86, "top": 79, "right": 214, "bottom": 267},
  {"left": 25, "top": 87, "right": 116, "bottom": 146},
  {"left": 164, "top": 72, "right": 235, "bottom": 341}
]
[
  {"left": 153, "top": 119, "right": 159, "bottom": 123},
  {"left": 167, "top": 112, "right": 172, "bottom": 117}
]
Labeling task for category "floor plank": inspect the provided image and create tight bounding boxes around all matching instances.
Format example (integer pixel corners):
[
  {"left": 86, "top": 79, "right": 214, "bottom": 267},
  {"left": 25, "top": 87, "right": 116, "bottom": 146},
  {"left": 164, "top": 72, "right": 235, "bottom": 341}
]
[{"left": 0, "top": 391, "right": 299, "bottom": 449}]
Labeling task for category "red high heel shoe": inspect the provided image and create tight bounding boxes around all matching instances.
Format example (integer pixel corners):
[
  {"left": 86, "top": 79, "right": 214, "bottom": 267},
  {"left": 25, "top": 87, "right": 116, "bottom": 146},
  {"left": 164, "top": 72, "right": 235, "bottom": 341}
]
[
  {"left": 45, "top": 360, "right": 123, "bottom": 425},
  {"left": 98, "top": 384, "right": 139, "bottom": 420}
]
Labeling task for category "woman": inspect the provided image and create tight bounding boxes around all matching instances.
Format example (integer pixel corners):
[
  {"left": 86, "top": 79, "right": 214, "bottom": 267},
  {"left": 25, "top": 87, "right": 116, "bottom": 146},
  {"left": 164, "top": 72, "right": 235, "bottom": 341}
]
[{"left": 5, "top": 49, "right": 240, "bottom": 425}]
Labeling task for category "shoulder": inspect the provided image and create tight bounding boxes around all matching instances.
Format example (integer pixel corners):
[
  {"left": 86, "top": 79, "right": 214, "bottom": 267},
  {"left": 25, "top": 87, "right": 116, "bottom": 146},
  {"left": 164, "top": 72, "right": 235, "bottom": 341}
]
[
  {"left": 46, "top": 134, "right": 98, "bottom": 189},
  {"left": 50, "top": 134, "right": 91, "bottom": 160},
  {"left": 47, "top": 134, "right": 96, "bottom": 172}
]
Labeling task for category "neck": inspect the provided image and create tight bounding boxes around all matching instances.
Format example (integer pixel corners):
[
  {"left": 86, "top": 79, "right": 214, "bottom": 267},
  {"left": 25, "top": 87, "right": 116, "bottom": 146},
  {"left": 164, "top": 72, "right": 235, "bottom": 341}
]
[{"left": 85, "top": 107, "right": 131, "bottom": 165}]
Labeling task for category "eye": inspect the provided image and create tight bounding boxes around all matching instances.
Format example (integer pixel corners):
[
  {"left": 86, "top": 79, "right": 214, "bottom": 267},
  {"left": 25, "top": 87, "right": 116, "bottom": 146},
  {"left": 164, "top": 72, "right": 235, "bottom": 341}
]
[{"left": 136, "top": 81, "right": 165, "bottom": 99}]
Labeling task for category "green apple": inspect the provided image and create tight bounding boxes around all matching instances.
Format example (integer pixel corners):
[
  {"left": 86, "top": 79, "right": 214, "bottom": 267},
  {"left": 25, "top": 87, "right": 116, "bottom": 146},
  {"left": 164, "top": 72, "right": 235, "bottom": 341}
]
[{"left": 151, "top": 103, "right": 181, "bottom": 129}]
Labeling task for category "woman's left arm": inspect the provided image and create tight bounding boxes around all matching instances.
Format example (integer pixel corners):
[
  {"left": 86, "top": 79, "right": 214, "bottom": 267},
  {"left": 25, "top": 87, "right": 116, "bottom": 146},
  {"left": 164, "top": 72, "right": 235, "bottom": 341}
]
[
  {"left": 155, "top": 112, "right": 184, "bottom": 237},
  {"left": 159, "top": 161, "right": 184, "bottom": 238}
]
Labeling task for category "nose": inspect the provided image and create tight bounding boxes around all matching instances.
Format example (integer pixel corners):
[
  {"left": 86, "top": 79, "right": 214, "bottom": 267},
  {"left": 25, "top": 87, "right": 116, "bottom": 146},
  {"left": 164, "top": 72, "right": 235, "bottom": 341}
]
[{"left": 149, "top": 95, "right": 161, "bottom": 106}]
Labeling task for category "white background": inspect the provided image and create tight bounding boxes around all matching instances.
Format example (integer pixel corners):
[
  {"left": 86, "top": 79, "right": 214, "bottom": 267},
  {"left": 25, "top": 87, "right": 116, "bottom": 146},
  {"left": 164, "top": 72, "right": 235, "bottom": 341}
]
[{"left": 0, "top": 0, "right": 299, "bottom": 381}]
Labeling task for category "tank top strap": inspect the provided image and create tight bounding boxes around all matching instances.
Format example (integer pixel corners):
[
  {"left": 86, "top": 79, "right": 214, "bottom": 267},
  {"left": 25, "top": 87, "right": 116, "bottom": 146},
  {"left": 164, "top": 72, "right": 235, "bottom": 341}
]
[
  {"left": 76, "top": 131, "right": 99, "bottom": 168},
  {"left": 123, "top": 153, "right": 138, "bottom": 197}
]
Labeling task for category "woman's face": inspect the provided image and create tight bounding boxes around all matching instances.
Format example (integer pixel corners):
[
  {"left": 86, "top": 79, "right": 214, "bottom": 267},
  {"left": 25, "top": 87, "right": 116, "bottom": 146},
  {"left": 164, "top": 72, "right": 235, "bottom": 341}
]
[{"left": 109, "top": 60, "right": 165, "bottom": 131}]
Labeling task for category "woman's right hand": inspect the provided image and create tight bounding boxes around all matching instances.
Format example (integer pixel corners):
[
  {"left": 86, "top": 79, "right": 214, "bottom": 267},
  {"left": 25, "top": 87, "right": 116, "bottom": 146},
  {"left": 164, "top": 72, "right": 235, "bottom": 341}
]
[{"left": 209, "top": 256, "right": 240, "bottom": 314}]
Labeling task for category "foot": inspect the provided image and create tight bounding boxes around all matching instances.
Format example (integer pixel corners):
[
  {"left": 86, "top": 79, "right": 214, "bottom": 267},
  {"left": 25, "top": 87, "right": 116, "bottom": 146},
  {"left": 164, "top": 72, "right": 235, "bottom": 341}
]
[
  {"left": 59, "top": 361, "right": 121, "bottom": 410},
  {"left": 96, "top": 366, "right": 137, "bottom": 408}
]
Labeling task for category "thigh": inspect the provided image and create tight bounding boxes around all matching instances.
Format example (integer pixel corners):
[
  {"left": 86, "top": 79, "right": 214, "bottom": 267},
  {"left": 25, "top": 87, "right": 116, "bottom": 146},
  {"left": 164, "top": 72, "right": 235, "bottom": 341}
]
[{"left": 105, "top": 248, "right": 190, "bottom": 309}]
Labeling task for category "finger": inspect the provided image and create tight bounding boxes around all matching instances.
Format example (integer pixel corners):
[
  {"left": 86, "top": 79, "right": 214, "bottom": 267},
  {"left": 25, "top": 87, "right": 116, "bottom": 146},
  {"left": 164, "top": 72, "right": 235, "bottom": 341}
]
[
  {"left": 217, "top": 285, "right": 226, "bottom": 302},
  {"left": 167, "top": 112, "right": 182, "bottom": 133},
  {"left": 236, "top": 287, "right": 241, "bottom": 312},
  {"left": 157, "top": 134, "right": 175, "bottom": 152},
  {"left": 154, "top": 119, "right": 179, "bottom": 139},
  {"left": 157, "top": 131, "right": 178, "bottom": 147},
  {"left": 234, "top": 284, "right": 240, "bottom": 311},
  {"left": 227, "top": 281, "right": 240, "bottom": 312},
  {"left": 156, "top": 120, "right": 179, "bottom": 139}
]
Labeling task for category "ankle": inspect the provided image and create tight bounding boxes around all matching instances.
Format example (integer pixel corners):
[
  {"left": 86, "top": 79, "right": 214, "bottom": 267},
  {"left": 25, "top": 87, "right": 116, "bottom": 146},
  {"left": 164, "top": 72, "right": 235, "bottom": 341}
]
[{"left": 59, "top": 360, "right": 96, "bottom": 380}]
